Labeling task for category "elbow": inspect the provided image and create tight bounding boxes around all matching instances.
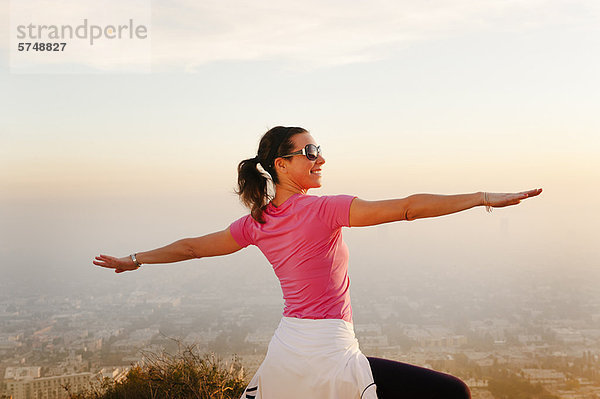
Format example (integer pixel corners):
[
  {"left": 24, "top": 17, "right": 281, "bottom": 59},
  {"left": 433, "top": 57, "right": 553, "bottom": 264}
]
[
  {"left": 182, "top": 238, "right": 201, "bottom": 259},
  {"left": 403, "top": 197, "right": 417, "bottom": 221}
]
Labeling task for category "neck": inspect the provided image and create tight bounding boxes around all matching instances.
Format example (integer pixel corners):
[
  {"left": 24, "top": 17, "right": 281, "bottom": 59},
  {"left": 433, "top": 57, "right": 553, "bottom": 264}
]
[{"left": 272, "top": 183, "right": 307, "bottom": 207}]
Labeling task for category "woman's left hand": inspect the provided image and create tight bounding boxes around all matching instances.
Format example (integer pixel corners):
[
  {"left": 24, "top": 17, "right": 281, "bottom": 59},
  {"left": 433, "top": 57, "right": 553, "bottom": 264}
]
[
  {"left": 485, "top": 188, "right": 542, "bottom": 208},
  {"left": 93, "top": 254, "right": 139, "bottom": 273}
]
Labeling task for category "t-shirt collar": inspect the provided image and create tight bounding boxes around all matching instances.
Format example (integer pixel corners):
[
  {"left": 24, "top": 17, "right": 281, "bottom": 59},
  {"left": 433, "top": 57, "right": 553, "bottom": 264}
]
[{"left": 267, "top": 192, "right": 302, "bottom": 213}]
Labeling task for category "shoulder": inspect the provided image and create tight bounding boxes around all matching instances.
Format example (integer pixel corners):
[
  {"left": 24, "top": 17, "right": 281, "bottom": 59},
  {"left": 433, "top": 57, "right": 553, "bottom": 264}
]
[
  {"left": 290, "top": 194, "right": 355, "bottom": 212},
  {"left": 316, "top": 194, "right": 357, "bottom": 207},
  {"left": 229, "top": 213, "right": 260, "bottom": 247},
  {"left": 308, "top": 194, "right": 357, "bottom": 229},
  {"left": 231, "top": 213, "right": 256, "bottom": 225},
  {"left": 300, "top": 193, "right": 356, "bottom": 205}
]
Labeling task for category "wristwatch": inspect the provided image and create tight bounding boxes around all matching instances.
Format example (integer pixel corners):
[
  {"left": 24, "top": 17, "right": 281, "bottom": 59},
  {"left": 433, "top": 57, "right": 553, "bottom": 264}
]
[{"left": 130, "top": 253, "right": 142, "bottom": 268}]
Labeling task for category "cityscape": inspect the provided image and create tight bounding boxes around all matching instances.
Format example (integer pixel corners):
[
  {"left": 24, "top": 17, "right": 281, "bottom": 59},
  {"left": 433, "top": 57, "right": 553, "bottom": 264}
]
[{"left": 2, "top": 260, "right": 600, "bottom": 399}]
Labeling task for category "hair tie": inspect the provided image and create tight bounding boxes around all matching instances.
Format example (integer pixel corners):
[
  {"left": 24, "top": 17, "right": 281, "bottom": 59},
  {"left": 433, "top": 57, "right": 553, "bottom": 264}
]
[{"left": 267, "top": 130, "right": 292, "bottom": 169}]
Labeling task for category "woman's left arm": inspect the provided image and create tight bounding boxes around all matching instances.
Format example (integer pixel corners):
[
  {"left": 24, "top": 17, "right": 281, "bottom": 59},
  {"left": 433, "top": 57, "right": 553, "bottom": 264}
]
[{"left": 349, "top": 188, "right": 542, "bottom": 227}]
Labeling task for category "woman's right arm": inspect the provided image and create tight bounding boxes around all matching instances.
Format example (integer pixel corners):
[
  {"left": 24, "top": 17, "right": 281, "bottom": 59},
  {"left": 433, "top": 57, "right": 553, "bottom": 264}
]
[{"left": 93, "top": 227, "right": 243, "bottom": 273}]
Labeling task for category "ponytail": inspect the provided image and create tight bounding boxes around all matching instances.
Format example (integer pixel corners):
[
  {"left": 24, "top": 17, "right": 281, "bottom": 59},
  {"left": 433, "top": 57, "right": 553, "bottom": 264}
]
[
  {"left": 236, "top": 156, "right": 271, "bottom": 223},
  {"left": 235, "top": 126, "right": 307, "bottom": 223}
]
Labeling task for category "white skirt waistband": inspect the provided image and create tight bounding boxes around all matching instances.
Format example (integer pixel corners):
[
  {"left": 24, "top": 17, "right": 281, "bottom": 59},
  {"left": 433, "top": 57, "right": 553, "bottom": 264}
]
[{"left": 273, "top": 317, "right": 357, "bottom": 353}]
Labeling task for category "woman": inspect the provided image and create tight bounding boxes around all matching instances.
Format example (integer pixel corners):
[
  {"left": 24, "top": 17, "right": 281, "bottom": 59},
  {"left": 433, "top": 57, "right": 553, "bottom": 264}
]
[{"left": 94, "top": 126, "right": 542, "bottom": 399}]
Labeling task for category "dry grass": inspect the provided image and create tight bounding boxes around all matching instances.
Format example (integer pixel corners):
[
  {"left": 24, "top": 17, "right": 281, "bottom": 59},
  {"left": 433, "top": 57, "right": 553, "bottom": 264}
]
[{"left": 66, "top": 343, "right": 247, "bottom": 399}]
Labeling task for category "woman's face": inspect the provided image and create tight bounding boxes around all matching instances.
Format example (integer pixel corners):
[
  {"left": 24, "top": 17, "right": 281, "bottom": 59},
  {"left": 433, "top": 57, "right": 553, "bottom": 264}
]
[{"left": 276, "top": 132, "right": 325, "bottom": 190}]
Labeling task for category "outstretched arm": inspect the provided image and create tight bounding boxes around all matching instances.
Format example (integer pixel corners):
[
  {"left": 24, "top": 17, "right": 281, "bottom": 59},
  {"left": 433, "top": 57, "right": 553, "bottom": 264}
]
[
  {"left": 93, "top": 227, "right": 243, "bottom": 273},
  {"left": 349, "top": 188, "right": 542, "bottom": 227}
]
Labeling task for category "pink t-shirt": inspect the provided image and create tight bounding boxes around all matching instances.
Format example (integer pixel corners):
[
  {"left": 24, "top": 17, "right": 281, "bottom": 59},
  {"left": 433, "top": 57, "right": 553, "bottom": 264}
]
[{"left": 229, "top": 193, "right": 356, "bottom": 323}]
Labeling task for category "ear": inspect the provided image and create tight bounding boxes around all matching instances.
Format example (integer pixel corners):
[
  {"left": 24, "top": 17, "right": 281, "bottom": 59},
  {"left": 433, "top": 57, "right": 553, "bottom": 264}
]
[{"left": 274, "top": 157, "right": 288, "bottom": 174}]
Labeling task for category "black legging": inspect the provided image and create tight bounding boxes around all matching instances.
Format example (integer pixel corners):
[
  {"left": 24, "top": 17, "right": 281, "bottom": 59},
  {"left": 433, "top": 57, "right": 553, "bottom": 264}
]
[{"left": 367, "top": 357, "right": 471, "bottom": 399}]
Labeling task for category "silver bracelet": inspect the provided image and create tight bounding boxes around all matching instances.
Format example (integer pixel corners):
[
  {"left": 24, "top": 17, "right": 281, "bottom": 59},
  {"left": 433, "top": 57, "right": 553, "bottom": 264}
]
[
  {"left": 484, "top": 192, "right": 493, "bottom": 213},
  {"left": 130, "top": 253, "right": 142, "bottom": 268}
]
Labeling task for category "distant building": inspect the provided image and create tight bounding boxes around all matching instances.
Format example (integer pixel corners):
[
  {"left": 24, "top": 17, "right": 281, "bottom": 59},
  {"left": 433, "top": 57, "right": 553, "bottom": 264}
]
[
  {"left": 355, "top": 324, "right": 382, "bottom": 336},
  {"left": 520, "top": 368, "right": 566, "bottom": 385},
  {"left": 4, "top": 367, "right": 41, "bottom": 380},
  {"left": 4, "top": 369, "right": 92, "bottom": 399},
  {"left": 404, "top": 327, "right": 467, "bottom": 348},
  {"left": 552, "top": 328, "right": 585, "bottom": 344},
  {"left": 359, "top": 334, "right": 389, "bottom": 349},
  {"left": 97, "top": 367, "right": 129, "bottom": 383},
  {"left": 517, "top": 334, "right": 543, "bottom": 345},
  {"left": 464, "top": 378, "right": 489, "bottom": 388}
]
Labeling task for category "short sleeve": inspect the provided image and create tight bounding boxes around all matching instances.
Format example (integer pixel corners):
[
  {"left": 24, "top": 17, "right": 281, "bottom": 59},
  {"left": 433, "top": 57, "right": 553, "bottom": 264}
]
[
  {"left": 229, "top": 214, "right": 255, "bottom": 248},
  {"left": 318, "top": 195, "right": 357, "bottom": 230}
]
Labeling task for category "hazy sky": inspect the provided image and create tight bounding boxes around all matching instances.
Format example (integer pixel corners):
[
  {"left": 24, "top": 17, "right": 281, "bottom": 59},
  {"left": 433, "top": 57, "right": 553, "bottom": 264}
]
[{"left": 1, "top": 0, "right": 599, "bottom": 294}]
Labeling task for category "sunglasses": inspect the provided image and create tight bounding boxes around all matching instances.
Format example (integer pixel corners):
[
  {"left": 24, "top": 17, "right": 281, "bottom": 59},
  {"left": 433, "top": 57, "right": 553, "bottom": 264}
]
[{"left": 280, "top": 144, "right": 322, "bottom": 161}]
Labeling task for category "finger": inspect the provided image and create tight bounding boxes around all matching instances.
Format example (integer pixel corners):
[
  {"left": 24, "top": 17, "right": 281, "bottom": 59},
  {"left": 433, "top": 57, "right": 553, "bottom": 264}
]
[
  {"left": 508, "top": 193, "right": 527, "bottom": 202},
  {"left": 511, "top": 192, "right": 530, "bottom": 201},
  {"left": 528, "top": 188, "right": 542, "bottom": 197},
  {"left": 93, "top": 260, "right": 110, "bottom": 267},
  {"left": 521, "top": 188, "right": 542, "bottom": 199},
  {"left": 94, "top": 260, "right": 118, "bottom": 269},
  {"left": 507, "top": 195, "right": 525, "bottom": 206}
]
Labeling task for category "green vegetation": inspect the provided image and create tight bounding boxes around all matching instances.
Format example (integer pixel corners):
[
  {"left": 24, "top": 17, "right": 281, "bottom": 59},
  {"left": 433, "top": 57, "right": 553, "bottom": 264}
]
[{"left": 66, "top": 345, "right": 247, "bottom": 399}]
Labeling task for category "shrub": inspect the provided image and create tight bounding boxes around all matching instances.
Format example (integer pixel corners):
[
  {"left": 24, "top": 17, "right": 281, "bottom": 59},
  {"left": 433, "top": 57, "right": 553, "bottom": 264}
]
[{"left": 66, "top": 345, "right": 247, "bottom": 399}]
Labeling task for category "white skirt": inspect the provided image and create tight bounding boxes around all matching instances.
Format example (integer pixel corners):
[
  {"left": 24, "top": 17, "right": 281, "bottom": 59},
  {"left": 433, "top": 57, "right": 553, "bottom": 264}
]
[{"left": 240, "top": 317, "right": 377, "bottom": 399}]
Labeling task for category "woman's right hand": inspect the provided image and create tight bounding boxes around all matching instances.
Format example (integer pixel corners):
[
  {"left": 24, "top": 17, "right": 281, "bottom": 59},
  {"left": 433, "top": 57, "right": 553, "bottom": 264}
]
[
  {"left": 485, "top": 188, "right": 542, "bottom": 209},
  {"left": 93, "top": 254, "right": 139, "bottom": 273}
]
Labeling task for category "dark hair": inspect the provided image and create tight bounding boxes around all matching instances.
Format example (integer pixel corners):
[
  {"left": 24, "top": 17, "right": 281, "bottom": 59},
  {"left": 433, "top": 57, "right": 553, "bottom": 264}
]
[{"left": 236, "top": 126, "right": 308, "bottom": 223}]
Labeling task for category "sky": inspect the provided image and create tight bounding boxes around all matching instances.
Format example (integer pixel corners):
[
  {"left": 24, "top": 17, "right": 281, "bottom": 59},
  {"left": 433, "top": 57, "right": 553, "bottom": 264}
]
[{"left": 1, "top": 0, "right": 599, "bottom": 296}]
